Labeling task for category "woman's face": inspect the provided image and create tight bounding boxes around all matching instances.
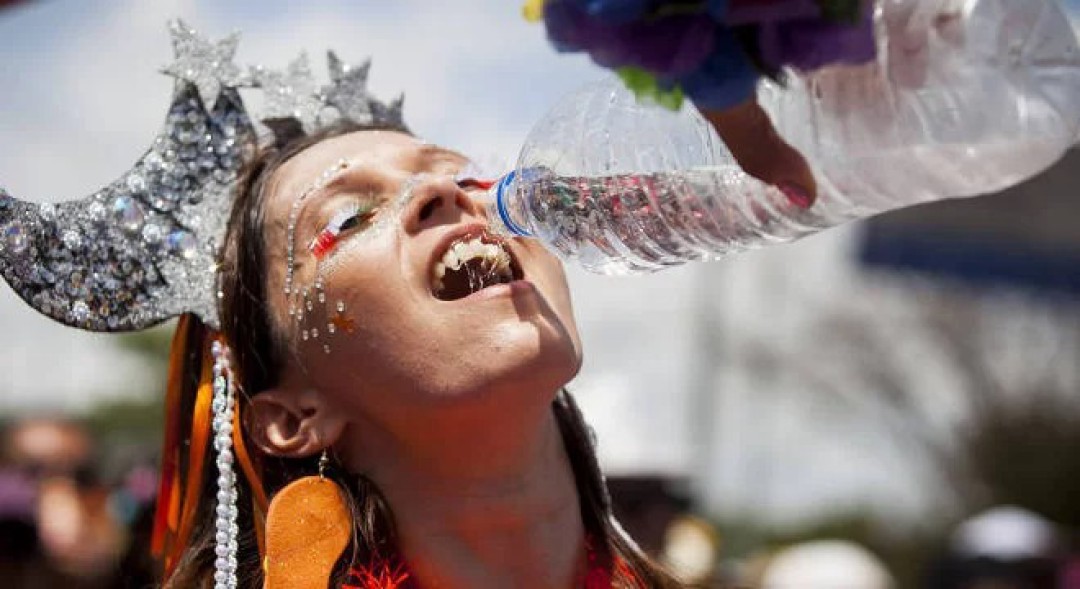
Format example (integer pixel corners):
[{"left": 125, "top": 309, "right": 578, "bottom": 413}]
[{"left": 259, "top": 130, "right": 582, "bottom": 427}]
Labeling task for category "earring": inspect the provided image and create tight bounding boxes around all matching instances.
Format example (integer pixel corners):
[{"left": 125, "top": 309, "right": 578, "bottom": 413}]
[
  {"left": 263, "top": 449, "right": 352, "bottom": 589},
  {"left": 318, "top": 449, "right": 331, "bottom": 478}
]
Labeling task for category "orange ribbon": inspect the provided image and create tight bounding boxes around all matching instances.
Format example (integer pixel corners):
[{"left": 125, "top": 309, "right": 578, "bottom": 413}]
[{"left": 152, "top": 315, "right": 269, "bottom": 577}]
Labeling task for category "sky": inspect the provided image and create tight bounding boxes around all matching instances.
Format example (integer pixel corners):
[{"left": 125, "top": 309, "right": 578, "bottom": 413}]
[{"left": 0, "top": 0, "right": 1078, "bottom": 525}]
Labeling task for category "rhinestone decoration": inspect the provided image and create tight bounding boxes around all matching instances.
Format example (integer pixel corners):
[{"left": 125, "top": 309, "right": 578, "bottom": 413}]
[
  {"left": 250, "top": 53, "right": 323, "bottom": 134},
  {"left": 290, "top": 265, "right": 355, "bottom": 354},
  {"left": 323, "top": 51, "right": 374, "bottom": 124},
  {"left": 2, "top": 221, "right": 28, "bottom": 255},
  {"left": 0, "top": 81, "right": 254, "bottom": 331},
  {"left": 283, "top": 158, "right": 350, "bottom": 297},
  {"left": 162, "top": 20, "right": 251, "bottom": 109},
  {"left": 210, "top": 340, "right": 239, "bottom": 589},
  {"left": 321, "top": 50, "right": 403, "bottom": 128},
  {"left": 0, "top": 20, "right": 408, "bottom": 334}
]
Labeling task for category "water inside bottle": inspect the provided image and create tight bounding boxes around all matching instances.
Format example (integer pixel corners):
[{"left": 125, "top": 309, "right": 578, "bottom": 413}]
[{"left": 523, "top": 170, "right": 818, "bottom": 275}]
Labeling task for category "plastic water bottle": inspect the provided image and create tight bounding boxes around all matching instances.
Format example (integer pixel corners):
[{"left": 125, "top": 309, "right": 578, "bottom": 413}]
[{"left": 484, "top": 0, "right": 1080, "bottom": 275}]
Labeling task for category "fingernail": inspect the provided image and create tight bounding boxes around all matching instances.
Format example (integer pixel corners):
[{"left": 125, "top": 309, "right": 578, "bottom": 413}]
[{"left": 778, "top": 181, "right": 814, "bottom": 209}]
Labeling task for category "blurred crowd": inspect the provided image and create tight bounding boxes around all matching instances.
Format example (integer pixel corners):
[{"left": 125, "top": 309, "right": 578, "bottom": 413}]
[
  {"left": 0, "top": 417, "right": 1078, "bottom": 588},
  {"left": 608, "top": 477, "right": 1080, "bottom": 589},
  {"left": 0, "top": 418, "right": 156, "bottom": 588}
]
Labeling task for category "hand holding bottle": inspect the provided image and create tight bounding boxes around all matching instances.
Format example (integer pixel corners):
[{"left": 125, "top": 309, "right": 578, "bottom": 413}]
[
  {"left": 532, "top": 0, "right": 999, "bottom": 205},
  {"left": 490, "top": 0, "right": 1080, "bottom": 275}
]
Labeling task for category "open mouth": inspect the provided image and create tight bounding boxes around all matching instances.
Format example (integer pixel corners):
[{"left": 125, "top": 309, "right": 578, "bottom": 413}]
[{"left": 431, "top": 231, "right": 524, "bottom": 301}]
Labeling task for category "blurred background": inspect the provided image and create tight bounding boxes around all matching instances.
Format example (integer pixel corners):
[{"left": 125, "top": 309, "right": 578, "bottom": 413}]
[{"left": 0, "top": 0, "right": 1078, "bottom": 587}]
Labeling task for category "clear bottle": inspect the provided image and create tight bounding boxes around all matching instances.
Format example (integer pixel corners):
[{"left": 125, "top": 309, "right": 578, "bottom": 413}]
[{"left": 484, "top": 0, "right": 1080, "bottom": 275}]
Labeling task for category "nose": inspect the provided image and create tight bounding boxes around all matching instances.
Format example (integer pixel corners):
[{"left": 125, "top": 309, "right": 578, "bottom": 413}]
[{"left": 401, "top": 175, "right": 484, "bottom": 234}]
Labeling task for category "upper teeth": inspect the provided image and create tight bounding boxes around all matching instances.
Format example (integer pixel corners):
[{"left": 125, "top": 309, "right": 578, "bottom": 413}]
[{"left": 433, "top": 236, "right": 513, "bottom": 292}]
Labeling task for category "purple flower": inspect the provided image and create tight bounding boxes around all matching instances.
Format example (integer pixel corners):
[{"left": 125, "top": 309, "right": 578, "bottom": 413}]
[
  {"left": 673, "top": 26, "right": 760, "bottom": 110},
  {"left": 539, "top": 0, "right": 878, "bottom": 111},
  {"left": 544, "top": 1, "right": 717, "bottom": 77},
  {"left": 725, "top": 0, "right": 822, "bottom": 26},
  {"left": 561, "top": 0, "right": 652, "bottom": 24},
  {"left": 723, "top": 0, "right": 877, "bottom": 71},
  {"left": 758, "top": 10, "right": 876, "bottom": 71}
]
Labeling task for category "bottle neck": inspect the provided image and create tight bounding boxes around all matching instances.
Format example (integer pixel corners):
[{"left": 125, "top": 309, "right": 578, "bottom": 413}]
[{"left": 484, "top": 171, "right": 534, "bottom": 237}]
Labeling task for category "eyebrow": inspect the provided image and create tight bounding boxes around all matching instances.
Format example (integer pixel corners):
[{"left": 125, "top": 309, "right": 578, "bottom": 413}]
[
  {"left": 417, "top": 144, "right": 469, "bottom": 167},
  {"left": 288, "top": 145, "right": 471, "bottom": 240},
  {"left": 293, "top": 146, "right": 468, "bottom": 220}
]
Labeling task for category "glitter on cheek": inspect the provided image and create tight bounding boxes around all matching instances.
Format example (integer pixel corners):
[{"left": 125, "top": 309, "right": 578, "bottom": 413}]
[
  {"left": 313, "top": 225, "right": 384, "bottom": 285},
  {"left": 310, "top": 173, "right": 424, "bottom": 282},
  {"left": 283, "top": 172, "right": 436, "bottom": 353}
]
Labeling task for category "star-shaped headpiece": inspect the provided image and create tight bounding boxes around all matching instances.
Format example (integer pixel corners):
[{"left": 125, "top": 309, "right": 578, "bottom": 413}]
[
  {"left": 250, "top": 53, "right": 324, "bottom": 134},
  {"left": 251, "top": 50, "right": 407, "bottom": 138},
  {"left": 161, "top": 19, "right": 251, "bottom": 108},
  {"left": 323, "top": 51, "right": 375, "bottom": 124}
]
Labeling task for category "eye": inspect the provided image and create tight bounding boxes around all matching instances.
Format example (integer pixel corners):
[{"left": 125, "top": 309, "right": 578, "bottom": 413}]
[
  {"left": 337, "top": 211, "right": 363, "bottom": 232},
  {"left": 309, "top": 202, "right": 377, "bottom": 258}
]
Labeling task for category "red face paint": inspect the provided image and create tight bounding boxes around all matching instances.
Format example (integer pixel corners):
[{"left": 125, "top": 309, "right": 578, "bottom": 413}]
[
  {"left": 308, "top": 204, "right": 368, "bottom": 260},
  {"left": 456, "top": 177, "right": 496, "bottom": 191}
]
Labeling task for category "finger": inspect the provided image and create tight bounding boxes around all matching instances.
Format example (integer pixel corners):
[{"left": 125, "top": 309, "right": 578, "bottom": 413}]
[
  {"left": 882, "top": 0, "right": 931, "bottom": 87},
  {"left": 701, "top": 98, "right": 818, "bottom": 209}
]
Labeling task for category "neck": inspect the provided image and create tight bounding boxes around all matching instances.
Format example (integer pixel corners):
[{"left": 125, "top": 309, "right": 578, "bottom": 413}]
[{"left": 344, "top": 400, "right": 587, "bottom": 589}]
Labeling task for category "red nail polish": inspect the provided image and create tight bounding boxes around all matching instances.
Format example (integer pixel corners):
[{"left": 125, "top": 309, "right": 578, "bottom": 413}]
[{"left": 779, "top": 181, "right": 814, "bottom": 209}]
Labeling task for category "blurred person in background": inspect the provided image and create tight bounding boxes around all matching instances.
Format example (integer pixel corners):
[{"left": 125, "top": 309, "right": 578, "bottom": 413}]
[
  {"left": 1062, "top": 556, "right": 1080, "bottom": 589},
  {"left": 606, "top": 477, "right": 723, "bottom": 585},
  {"left": 0, "top": 418, "right": 130, "bottom": 588},
  {"left": 925, "top": 506, "right": 1062, "bottom": 589},
  {"left": 0, "top": 422, "right": 43, "bottom": 586},
  {"left": 658, "top": 515, "right": 722, "bottom": 587},
  {"left": 758, "top": 540, "right": 895, "bottom": 589}
]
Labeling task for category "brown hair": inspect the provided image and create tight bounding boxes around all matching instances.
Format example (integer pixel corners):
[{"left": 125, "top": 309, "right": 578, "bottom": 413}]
[{"left": 165, "top": 121, "right": 688, "bottom": 588}]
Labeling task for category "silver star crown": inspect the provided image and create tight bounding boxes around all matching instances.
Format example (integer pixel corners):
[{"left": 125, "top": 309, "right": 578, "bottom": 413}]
[
  {"left": 251, "top": 53, "right": 323, "bottom": 133},
  {"left": 162, "top": 20, "right": 251, "bottom": 108},
  {"left": 0, "top": 20, "right": 408, "bottom": 332}
]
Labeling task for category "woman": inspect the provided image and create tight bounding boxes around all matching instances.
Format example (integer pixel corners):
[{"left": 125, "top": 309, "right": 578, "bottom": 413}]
[{"left": 162, "top": 121, "right": 687, "bottom": 588}]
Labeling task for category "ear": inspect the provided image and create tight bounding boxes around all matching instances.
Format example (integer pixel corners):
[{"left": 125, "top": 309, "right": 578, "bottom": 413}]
[{"left": 247, "top": 388, "right": 347, "bottom": 459}]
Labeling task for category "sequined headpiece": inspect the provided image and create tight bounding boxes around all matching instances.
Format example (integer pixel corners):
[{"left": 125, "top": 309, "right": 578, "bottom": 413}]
[{"left": 0, "top": 20, "right": 406, "bottom": 332}]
